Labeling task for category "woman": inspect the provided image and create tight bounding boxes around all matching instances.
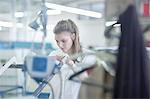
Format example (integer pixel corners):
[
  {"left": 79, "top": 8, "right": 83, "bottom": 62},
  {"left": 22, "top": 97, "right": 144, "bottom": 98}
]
[{"left": 49, "top": 19, "right": 90, "bottom": 99}]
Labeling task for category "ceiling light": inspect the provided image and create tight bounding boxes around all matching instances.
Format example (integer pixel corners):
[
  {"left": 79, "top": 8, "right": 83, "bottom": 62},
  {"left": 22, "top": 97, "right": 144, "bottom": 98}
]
[
  {"left": 0, "top": 27, "right": 2, "bottom": 31},
  {"left": 0, "top": 21, "right": 24, "bottom": 28},
  {"left": 105, "top": 21, "right": 117, "bottom": 27},
  {"left": 15, "top": 12, "right": 24, "bottom": 18},
  {"left": 45, "top": 2, "right": 102, "bottom": 18},
  {"left": 16, "top": 23, "right": 24, "bottom": 28},
  {"left": 114, "top": 24, "right": 121, "bottom": 27},
  {"left": 0, "top": 21, "right": 13, "bottom": 27},
  {"left": 47, "top": 10, "right": 61, "bottom": 15}
]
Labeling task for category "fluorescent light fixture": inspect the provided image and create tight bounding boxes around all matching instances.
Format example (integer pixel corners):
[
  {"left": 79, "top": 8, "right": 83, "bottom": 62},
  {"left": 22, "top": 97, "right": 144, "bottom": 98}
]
[
  {"left": 0, "top": 21, "right": 24, "bottom": 28},
  {"left": 0, "top": 21, "right": 13, "bottom": 27},
  {"left": 114, "top": 24, "right": 121, "bottom": 27},
  {"left": 105, "top": 21, "right": 117, "bottom": 26},
  {"left": 0, "top": 27, "right": 2, "bottom": 31},
  {"left": 16, "top": 23, "right": 23, "bottom": 28},
  {"left": 47, "top": 10, "right": 61, "bottom": 15},
  {"left": 105, "top": 21, "right": 120, "bottom": 27},
  {"left": 45, "top": 2, "right": 102, "bottom": 18},
  {"left": 15, "top": 12, "right": 24, "bottom": 18}
]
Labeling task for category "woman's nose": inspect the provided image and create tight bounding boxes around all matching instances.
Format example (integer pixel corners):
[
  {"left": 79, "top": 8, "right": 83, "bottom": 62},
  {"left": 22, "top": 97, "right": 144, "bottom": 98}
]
[{"left": 58, "top": 42, "right": 64, "bottom": 48}]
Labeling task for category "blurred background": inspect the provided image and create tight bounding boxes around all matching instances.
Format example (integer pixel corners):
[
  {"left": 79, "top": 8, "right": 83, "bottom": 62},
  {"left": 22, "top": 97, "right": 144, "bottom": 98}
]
[{"left": 0, "top": 0, "right": 149, "bottom": 99}]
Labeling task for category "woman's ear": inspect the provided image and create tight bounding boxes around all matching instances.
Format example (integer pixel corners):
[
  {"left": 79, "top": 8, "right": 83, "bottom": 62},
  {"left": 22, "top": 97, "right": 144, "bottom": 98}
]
[{"left": 71, "top": 33, "right": 75, "bottom": 40}]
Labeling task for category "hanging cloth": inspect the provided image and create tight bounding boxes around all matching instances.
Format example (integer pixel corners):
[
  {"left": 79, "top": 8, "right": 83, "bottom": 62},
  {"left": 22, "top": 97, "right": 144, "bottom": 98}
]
[{"left": 113, "top": 4, "right": 150, "bottom": 98}]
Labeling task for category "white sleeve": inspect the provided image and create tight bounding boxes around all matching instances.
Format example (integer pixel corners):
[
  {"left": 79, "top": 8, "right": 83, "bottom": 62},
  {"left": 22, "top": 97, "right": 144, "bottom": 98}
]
[{"left": 49, "top": 50, "right": 59, "bottom": 56}]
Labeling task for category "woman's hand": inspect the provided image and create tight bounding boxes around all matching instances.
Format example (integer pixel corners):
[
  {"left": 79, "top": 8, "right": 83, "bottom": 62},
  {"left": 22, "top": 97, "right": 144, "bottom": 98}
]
[
  {"left": 65, "top": 58, "right": 75, "bottom": 66},
  {"left": 51, "top": 55, "right": 75, "bottom": 66},
  {"left": 51, "top": 55, "right": 65, "bottom": 62}
]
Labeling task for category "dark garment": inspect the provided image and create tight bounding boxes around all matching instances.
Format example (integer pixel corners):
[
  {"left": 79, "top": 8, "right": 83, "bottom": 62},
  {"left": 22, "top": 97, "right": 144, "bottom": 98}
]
[{"left": 113, "top": 5, "right": 150, "bottom": 98}]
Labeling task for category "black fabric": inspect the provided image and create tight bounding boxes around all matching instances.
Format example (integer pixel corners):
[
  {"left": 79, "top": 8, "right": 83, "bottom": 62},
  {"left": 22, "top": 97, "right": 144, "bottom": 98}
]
[{"left": 113, "top": 5, "right": 150, "bottom": 98}]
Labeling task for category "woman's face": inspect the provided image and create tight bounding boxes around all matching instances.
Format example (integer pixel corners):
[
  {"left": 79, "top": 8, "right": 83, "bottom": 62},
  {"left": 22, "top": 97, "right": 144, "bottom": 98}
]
[{"left": 55, "top": 31, "right": 74, "bottom": 53}]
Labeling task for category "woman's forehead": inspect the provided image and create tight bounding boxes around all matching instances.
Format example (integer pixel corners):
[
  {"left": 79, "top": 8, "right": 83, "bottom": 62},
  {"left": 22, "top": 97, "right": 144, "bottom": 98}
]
[
  {"left": 55, "top": 32, "right": 71, "bottom": 39},
  {"left": 57, "top": 31, "right": 71, "bottom": 35}
]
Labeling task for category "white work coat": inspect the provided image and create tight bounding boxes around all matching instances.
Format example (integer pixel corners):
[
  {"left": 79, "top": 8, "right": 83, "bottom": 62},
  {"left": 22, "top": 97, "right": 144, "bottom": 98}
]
[{"left": 48, "top": 49, "right": 95, "bottom": 99}]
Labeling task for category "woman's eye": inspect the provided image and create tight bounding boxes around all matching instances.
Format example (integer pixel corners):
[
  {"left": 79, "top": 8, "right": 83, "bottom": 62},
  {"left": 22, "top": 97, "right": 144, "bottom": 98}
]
[{"left": 62, "top": 40, "right": 66, "bottom": 43}]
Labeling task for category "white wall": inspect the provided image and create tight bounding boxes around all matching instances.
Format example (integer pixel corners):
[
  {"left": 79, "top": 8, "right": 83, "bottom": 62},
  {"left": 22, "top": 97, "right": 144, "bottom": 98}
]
[
  {"left": 77, "top": 19, "right": 105, "bottom": 48},
  {"left": 45, "top": 12, "right": 106, "bottom": 49},
  {"left": 0, "top": 11, "right": 106, "bottom": 49}
]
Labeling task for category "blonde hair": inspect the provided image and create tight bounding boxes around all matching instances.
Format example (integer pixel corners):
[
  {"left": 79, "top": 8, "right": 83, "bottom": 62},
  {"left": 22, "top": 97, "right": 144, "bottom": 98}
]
[{"left": 53, "top": 19, "right": 81, "bottom": 54}]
